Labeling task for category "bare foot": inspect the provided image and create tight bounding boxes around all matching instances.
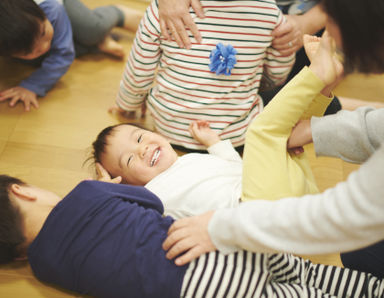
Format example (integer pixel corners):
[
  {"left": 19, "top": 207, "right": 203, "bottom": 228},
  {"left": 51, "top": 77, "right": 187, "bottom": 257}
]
[
  {"left": 306, "top": 32, "right": 343, "bottom": 87},
  {"left": 115, "top": 5, "right": 143, "bottom": 32},
  {"left": 98, "top": 35, "right": 125, "bottom": 59},
  {"left": 303, "top": 34, "right": 321, "bottom": 62}
]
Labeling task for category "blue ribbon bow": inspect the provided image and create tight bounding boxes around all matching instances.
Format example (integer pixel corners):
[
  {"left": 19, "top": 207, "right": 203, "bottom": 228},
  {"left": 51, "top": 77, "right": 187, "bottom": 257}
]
[{"left": 209, "top": 43, "right": 237, "bottom": 76}]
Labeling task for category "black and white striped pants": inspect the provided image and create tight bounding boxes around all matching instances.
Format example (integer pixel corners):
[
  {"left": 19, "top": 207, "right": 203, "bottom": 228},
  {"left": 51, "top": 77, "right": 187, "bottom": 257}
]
[{"left": 181, "top": 251, "right": 384, "bottom": 297}]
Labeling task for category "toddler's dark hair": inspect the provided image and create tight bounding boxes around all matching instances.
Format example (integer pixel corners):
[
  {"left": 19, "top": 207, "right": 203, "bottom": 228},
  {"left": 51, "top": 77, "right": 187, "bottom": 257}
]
[
  {"left": 322, "top": 0, "right": 384, "bottom": 74},
  {"left": 0, "top": 175, "right": 26, "bottom": 264},
  {"left": 0, "top": 0, "right": 46, "bottom": 56},
  {"left": 92, "top": 123, "right": 146, "bottom": 164}
]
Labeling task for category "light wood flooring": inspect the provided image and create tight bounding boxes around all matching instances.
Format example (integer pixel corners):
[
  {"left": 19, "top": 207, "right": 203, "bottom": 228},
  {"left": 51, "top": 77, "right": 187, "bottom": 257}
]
[{"left": 0, "top": 0, "right": 383, "bottom": 296}]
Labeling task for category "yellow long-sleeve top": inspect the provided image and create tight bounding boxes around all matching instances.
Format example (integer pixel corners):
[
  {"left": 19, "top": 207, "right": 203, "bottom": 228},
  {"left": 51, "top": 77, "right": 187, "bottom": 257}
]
[{"left": 242, "top": 67, "right": 332, "bottom": 201}]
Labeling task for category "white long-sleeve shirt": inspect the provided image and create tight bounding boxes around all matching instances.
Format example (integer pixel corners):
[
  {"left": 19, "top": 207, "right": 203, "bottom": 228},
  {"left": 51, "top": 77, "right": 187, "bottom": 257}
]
[
  {"left": 209, "top": 106, "right": 384, "bottom": 255},
  {"left": 145, "top": 140, "right": 242, "bottom": 219}
]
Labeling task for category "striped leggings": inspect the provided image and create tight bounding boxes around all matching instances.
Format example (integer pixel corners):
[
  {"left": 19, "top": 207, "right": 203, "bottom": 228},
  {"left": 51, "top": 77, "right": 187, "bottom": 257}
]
[{"left": 181, "top": 251, "right": 384, "bottom": 297}]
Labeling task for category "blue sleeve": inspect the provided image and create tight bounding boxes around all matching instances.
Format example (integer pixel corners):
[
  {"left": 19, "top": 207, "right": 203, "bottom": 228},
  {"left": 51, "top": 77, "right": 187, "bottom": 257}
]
[{"left": 20, "top": 0, "right": 75, "bottom": 96}]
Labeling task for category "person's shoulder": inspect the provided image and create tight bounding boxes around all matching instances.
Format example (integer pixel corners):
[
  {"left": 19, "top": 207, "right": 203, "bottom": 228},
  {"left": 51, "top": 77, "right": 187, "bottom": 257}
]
[
  {"left": 36, "top": 0, "right": 63, "bottom": 10},
  {"left": 37, "top": 0, "right": 66, "bottom": 21}
]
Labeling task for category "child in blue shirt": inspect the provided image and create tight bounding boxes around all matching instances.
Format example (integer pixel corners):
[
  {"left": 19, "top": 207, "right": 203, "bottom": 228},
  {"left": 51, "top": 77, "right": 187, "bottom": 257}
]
[
  {"left": 0, "top": 0, "right": 142, "bottom": 111},
  {"left": 0, "top": 175, "right": 383, "bottom": 297}
]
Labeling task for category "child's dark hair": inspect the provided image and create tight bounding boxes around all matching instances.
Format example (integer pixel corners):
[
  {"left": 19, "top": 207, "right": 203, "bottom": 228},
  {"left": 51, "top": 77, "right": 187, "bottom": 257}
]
[
  {"left": 322, "top": 0, "right": 384, "bottom": 74},
  {"left": 0, "top": 175, "right": 26, "bottom": 264},
  {"left": 92, "top": 123, "right": 145, "bottom": 164},
  {"left": 0, "top": 0, "right": 46, "bottom": 56}
]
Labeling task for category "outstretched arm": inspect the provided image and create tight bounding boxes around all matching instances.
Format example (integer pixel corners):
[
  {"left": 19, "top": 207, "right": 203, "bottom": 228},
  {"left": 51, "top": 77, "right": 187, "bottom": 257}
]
[{"left": 189, "top": 120, "right": 220, "bottom": 148}]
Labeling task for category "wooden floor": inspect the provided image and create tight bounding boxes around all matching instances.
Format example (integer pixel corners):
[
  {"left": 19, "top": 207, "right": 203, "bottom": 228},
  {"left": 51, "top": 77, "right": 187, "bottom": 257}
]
[{"left": 0, "top": 0, "right": 383, "bottom": 296}]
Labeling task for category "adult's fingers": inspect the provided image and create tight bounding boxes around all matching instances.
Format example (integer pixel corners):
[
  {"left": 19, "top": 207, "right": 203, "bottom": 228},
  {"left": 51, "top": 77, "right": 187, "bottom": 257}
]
[
  {"left": 165, "top": 236, "right": 194, "bottom": 260},
  {"left": 174, "top": 246, "right": 203, "bottom": 266},
  {"left": 189, "top": 0, "right": 204, "bottom": 43},
  {"left": 167, "top": 21, "right": 185, "bottom": 48},
  {"left": 272, "top": 31, "right": 296, "bottom": 47},
  {"left": 271, "top": 20, "right": 292, "bottom": 38},
  {"left": 191, "top": 0, "right": 204, "bottom": 18},
  {"left": 163, "top": 225, "right": 187, "bottom": 251},
  {"left": 160, "top": 18, "right": 171, "bottom": 40}
]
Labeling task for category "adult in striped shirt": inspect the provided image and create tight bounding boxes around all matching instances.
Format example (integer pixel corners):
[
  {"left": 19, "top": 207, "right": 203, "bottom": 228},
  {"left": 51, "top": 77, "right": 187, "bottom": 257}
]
[{"left": 115, "top": 0, "right": 295, "bottom": 150}]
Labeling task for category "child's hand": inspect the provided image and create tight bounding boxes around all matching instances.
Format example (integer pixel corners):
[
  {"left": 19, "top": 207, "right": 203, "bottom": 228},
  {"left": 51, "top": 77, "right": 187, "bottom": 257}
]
[
  {"left": 189, "top": 120, "right": 221, "bottom": 147},
  {"left": 0, "top": 86, "right": 38, "bottom": 111},
  {"left": 95, "top": 162, "right": 122, "bottom": 184}
]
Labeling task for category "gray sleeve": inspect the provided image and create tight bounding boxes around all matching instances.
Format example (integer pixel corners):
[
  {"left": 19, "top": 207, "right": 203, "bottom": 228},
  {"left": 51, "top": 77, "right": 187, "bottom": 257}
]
[
  {"left": 208, "top": 145, "right": 384, "bottom": 255},
  {"left": 311, "top": 107, "right": 384, "bottom": 163}
]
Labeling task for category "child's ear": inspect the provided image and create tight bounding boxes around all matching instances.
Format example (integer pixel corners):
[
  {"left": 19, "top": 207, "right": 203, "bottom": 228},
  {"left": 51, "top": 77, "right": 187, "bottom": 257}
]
[{"left": 10, "top": 184, "right": 37, "bottom": 201}]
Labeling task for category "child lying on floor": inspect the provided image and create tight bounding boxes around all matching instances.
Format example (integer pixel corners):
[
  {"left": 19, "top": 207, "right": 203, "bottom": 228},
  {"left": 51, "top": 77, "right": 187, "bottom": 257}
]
[
  {"left": 0, "top": 0, "right": 142, "bottom": 111},
  {"left": 93, "top": 34, "right": 333, "bottom": 219},
  {"left": 1, "top": 175, "right": 383, "bottom": 297}
]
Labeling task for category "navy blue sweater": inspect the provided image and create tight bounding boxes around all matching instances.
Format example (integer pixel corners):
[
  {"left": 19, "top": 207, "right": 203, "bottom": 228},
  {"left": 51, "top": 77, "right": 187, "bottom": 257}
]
[{"left": 28, "top": 181, "right": 187, "bottom": 298}]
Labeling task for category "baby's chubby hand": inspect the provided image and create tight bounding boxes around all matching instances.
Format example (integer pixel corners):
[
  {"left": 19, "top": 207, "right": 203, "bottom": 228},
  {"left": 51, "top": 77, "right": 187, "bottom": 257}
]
[{"left": 189, "top": 120, "right": 221, "bottom": 147}]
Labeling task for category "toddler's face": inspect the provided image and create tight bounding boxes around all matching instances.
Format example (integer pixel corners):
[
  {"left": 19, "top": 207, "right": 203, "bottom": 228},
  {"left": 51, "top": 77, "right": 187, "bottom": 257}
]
[
  {"left": 13, "top": 18, "right": 54, "bottom": 60},
  {"left": 100, "top": 125, "right": 178, "bottom": 186}
]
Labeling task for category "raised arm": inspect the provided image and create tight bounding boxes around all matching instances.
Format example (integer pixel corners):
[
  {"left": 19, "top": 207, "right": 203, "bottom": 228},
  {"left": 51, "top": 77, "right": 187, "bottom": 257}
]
[{"left": 189, "top": 120, "right": 242, "bottom": 162}]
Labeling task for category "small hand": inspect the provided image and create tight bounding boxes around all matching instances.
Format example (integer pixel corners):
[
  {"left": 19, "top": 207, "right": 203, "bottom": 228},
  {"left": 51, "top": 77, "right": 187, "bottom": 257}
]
[
  {"left": 159, "top": 0, "right": 204, "bottom": 49},
  {"left": 0, "top": 86, "right": 38, "bottom": 111},
  {"left": 189, "top": 120, "right": 220, "bottom": 147},
  {"left": 163, "top": 211, "right": 216, "bottom": 266},
  {"left": 272, "top": 15, "right": 303, "bottom": 56},
  {"left": 95, "top": 162, "right": 122, "bottom": 184}
]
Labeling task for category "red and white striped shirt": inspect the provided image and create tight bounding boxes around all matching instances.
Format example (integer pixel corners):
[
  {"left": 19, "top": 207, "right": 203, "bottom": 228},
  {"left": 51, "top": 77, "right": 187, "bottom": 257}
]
[{"left": 117, "top": 0, "right": 295, "bottom": 149}]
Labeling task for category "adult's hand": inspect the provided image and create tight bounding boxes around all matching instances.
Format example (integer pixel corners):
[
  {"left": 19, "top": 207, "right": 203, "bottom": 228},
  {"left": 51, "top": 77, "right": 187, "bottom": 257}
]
[
  {"left": 163, "top": 211, "right": 216, "bottom": 266},
  {"left": 272, "top": 15, "right": 304, "bottom": 56},
  {"left": 158, "top": 0, "right": 204, "bottom": 49},
  {"left": 272, "top": 4, "right": 327, "bottom": 56}
]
